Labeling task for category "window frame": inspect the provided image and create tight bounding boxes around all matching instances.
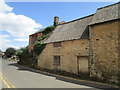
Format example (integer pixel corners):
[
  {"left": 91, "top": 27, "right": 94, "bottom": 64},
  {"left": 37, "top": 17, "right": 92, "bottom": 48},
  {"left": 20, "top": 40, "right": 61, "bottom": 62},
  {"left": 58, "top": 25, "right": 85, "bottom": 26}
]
[
  {"left": 53, "top": 56, "right": 61, "bottom": 66},
  {"left": 53, "top": 42, "right": 62, "bottom": 47}
]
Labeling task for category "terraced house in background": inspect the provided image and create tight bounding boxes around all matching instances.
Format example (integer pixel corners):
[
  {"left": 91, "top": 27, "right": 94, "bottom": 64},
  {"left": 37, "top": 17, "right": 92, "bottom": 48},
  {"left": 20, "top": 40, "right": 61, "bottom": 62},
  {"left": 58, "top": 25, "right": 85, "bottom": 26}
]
[
  {"left": 29, "top": 28, "right": 46, "bottom": 51},
  {"left": 29, "top": 2, "right": 120, "bottom": 84}
]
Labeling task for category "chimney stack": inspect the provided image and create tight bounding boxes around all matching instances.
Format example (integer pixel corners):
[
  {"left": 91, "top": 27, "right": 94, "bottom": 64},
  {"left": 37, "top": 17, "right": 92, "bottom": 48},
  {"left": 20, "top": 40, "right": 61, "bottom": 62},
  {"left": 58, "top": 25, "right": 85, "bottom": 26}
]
[{"left": 54, "top": 16, "right": 59, "bottom": 27}]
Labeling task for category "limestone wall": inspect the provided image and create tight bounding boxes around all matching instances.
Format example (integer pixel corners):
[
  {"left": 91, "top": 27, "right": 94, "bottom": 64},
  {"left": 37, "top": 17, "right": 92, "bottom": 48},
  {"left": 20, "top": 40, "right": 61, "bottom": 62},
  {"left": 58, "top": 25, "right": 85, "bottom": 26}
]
[
  {"left": 90, "top": 20, "right": 119, "bottom": 83},
  {"left": 38, "top": 39, "right": 89, "bottom": 74}
]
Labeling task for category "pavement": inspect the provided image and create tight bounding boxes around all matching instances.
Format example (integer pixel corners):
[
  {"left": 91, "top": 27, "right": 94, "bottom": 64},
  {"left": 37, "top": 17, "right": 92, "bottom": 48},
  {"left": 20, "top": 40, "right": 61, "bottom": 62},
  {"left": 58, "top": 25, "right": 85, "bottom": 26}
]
[{"left": 0, "top": 59, "right": 119, "bottom": 89}]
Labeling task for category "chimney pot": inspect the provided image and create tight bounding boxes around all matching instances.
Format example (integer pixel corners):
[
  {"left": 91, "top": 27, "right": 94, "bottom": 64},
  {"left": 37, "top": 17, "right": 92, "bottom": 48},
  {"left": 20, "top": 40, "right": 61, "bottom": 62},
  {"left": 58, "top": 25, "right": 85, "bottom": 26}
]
[{"left": 59, "top": 21, "right": 65, "bottom": 24}]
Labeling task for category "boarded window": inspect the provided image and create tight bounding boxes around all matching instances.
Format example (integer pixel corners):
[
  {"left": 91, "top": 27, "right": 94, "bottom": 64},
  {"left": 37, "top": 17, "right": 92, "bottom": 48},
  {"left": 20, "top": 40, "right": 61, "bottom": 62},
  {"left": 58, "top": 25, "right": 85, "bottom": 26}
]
[
  {"left": 54, "top": 56, "right": 60, "bottom": 66},
  {"left": 53, "top": 42, "right": 61, "bottom": 47}
]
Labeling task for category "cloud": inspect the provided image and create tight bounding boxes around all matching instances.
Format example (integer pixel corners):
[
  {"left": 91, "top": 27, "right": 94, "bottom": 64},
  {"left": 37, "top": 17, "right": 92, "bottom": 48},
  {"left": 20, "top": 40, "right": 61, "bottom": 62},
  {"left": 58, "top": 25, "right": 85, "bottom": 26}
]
[
  {"left": 0, "top": 13, "right": 42, "bottom": 37},
  {"left": 0, "top": 0, "right": 42, "bottom": 37},
  {"left": 14, "top": 38, "right": 29, "bottom": 42},
  {"left": 0, "top": 0, "right": 13, "bottom": 13},
  {"left": 0, "top": 34, "right": 19, "bottom": 51},
  {"left": 0, "top": 0, "right": 42, "bottom": 51}
]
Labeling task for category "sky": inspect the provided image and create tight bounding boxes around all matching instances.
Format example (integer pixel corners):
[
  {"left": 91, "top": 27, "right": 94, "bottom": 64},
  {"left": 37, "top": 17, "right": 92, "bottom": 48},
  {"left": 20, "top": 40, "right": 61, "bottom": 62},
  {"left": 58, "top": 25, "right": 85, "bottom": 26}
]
[{"left": 0, "top": 0, "right": 117, "bottom": 51}]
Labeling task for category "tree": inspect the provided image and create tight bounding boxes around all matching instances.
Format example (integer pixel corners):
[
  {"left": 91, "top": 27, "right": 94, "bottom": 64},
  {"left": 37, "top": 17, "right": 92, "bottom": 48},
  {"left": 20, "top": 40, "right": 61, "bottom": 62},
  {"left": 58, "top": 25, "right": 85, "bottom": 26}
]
[
  {"left": 5, "top": 47, "right": 16, "bottom": 58},
  {"left": 16, "top": 47, "right": 37, "bottom": 68},
  {"left": 16, "top": 47, "right": 27, "bottom": 57}
]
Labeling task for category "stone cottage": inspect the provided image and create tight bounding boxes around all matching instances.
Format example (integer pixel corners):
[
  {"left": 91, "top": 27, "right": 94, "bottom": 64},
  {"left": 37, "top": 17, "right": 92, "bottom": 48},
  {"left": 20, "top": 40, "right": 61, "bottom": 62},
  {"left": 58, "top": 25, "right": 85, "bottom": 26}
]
[
  {"left": 38, "top": 15, "right": 93, "bottom": 75},
  {"left": 29, "top": 2, "right": 120, "bottom": 83}
]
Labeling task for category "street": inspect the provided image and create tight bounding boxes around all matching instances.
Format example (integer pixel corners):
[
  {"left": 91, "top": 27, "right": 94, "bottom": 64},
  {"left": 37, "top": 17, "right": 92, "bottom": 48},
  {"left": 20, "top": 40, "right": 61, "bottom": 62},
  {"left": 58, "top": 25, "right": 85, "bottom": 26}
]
[{"left": 0, "top": 59, "right": 95, "bottom": 88}]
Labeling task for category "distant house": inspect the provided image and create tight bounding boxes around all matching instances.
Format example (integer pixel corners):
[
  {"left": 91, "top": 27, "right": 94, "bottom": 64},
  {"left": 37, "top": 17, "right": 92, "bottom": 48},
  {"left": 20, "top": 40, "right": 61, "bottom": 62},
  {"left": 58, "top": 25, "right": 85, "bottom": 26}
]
[
  {"left": 0, "top": 50, "right": 4, "bottom": 57},
  {"left": 0, "top": 50, "right": 2, "bottom": 57},
  {"left": 35, "top": 2, "right": 120, "bottom": 83},
  {"left": 29, "top": 28, "right": 46, "bottom": 52}
]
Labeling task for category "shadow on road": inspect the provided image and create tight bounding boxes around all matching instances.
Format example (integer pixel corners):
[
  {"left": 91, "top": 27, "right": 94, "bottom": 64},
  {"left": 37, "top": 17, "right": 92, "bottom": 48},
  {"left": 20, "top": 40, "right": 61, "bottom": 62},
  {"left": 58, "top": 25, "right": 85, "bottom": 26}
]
[{"left": 8, "top": 63, "right": 118, "bottom": 89}]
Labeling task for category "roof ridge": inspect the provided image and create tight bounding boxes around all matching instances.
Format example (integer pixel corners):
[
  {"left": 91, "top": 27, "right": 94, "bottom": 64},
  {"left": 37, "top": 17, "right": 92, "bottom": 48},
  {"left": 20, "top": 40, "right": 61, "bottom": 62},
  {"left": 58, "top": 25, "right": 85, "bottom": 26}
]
[
  {"left": 97, "top": 2, "right": 120, "bottom": 10},
  {"left": 58, "top": 14, "right": 94, "bottom": 26},
  {"left": 89, "top": 2, "right": 119, "bottom": 25}
]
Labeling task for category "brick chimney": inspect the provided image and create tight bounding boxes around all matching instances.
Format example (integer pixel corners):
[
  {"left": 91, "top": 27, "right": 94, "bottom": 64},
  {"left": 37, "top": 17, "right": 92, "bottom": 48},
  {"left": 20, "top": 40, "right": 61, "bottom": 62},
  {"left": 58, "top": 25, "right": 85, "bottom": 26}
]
[{"left": 54, "top": 16, "right": 59, "bottom": 27}]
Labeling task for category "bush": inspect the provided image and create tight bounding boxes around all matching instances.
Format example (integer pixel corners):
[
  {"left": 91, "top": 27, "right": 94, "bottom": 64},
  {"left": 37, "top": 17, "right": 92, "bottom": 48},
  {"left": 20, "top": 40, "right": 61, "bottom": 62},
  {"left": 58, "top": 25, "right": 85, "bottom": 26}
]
[{"left": 17, "top": 47, "right": 37, "bottom": 68}]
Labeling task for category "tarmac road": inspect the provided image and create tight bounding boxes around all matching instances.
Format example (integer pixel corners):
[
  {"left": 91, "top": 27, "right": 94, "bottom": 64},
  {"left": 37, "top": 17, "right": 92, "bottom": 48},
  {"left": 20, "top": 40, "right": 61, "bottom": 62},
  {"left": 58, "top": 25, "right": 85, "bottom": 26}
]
[{"left": 1, "top": 59, "right": 95, "bottom": 88}]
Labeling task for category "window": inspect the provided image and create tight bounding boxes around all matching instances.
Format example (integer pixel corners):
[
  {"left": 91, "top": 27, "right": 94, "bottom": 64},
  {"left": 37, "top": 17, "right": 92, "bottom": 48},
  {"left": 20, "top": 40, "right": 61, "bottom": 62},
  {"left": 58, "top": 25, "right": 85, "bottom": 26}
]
[
  {"left": 53, "top": 42, "right": 61, "bottom": 47},
  {"left": 96, "top": 39, "right": 100, "bottom": 41},
  {"left": 54, "top": 56, "right": 61, "bottom": 66}
]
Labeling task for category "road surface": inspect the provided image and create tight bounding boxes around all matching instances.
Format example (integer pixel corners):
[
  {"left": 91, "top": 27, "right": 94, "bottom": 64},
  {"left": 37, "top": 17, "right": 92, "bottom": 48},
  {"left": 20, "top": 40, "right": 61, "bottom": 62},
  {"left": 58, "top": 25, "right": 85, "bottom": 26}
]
[{"left": 0, "top": 59, "right": 96, "bottom": 88}]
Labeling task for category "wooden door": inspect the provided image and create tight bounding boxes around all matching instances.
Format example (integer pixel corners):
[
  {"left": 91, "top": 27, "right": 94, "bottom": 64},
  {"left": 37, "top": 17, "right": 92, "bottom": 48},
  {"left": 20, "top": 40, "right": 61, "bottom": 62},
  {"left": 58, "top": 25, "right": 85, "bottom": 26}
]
[{"left": 77, "top": 56, "right": 89, "bottom": 74}]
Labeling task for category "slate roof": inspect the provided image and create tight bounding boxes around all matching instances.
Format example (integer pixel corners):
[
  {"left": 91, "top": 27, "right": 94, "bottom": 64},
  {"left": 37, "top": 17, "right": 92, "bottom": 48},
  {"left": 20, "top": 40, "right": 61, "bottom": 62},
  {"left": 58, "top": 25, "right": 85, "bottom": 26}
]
[
  {"left": 30, "top": 2, "right": 120, "bottom": 43},
  {"left": 89, "top": 2, "right": 120, "bottom": 25},
  {"left": 44, "top": 15, "right": 93, "bottom": 43}
]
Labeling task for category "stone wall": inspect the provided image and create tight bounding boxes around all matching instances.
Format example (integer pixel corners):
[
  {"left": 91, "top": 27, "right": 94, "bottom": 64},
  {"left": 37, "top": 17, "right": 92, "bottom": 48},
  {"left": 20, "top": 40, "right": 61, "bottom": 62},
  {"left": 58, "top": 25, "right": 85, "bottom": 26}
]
[
  {"left": 90, "top": 20, "right": 119, "bottom": 83},
  {"left": 38, "top": 39, "right": 89, "bottom": 74}
]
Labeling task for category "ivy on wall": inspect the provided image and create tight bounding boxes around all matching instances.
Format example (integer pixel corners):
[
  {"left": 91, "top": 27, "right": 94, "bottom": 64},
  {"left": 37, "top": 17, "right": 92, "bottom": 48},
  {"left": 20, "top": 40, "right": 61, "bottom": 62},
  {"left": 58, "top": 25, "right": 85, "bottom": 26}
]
[{"left": 33, "top": 25, "right": 55, "bottom": 55}]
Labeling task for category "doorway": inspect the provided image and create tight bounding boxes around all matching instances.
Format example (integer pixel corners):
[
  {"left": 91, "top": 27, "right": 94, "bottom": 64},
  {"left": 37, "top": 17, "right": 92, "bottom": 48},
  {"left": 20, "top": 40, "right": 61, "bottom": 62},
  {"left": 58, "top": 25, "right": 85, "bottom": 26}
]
[{"left": 77, "top": 56, "right": 89, "bottom": 74}]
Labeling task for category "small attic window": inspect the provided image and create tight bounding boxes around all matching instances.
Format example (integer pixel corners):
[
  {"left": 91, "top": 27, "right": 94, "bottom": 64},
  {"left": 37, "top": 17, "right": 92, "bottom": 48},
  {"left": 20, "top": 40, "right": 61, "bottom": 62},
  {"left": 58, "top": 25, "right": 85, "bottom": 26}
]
[
  {"left": 96, "top": 39, "right": 100, "bottom": 41},
  {"left": 53, "top": 42, "right": 61, "bottom": 47}
]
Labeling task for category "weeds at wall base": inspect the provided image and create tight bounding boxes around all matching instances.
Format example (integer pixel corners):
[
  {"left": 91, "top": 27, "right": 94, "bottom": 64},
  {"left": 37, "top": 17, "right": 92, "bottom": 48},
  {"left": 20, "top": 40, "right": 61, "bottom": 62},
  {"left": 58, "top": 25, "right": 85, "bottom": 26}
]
[{"left": 30, "top": 66, "right": 120, "bottom": 87}]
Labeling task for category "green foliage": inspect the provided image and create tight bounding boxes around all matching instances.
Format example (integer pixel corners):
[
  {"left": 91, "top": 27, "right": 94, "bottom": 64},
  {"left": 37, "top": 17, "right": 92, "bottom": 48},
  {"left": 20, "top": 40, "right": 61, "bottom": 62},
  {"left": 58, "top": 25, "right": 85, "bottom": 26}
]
[
  {"left": 17, "top": 47, "right": 34, "bottom": 59},
  {"left": 42, "top": 25, "right": 55, "bottom": 35},
  {"left": 5, "top": 47, "right": 16, "bottom": 58},
  {"left": 33, "top": 25, "right": 55, "bottom": 55},
  {"left": 16, "top": 48, "right": 25, "bottom": 57},
  {"left": 16, "top": 47, "right": 28, "bottom": 58},
  {"left": 18, "top": 25, "right": 56, "bottom": 68},
  {"left": 38, "top": 34, "right": 48, "bottom": 41},
  {"left": 17, "top": 47, "right": 37, "bottom": 68},
  {"left": 33, "top": 41, "right": 46, "bottom": 55}
]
